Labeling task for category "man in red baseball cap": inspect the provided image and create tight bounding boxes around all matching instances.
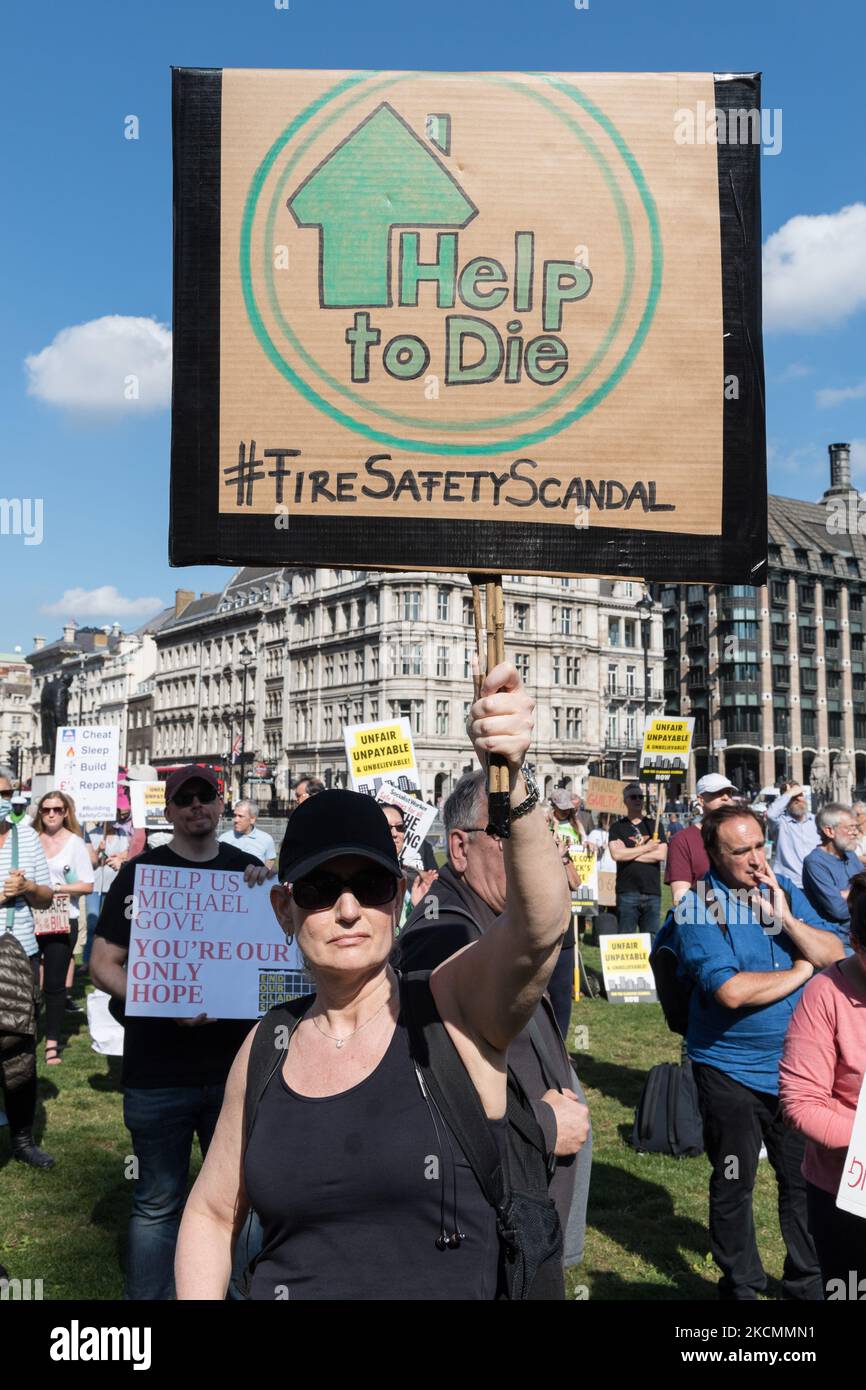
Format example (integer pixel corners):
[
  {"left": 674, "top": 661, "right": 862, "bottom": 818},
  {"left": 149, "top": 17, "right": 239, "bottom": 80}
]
[{"left": 90, "top": 764, "right": 271, "bottom": 1299}]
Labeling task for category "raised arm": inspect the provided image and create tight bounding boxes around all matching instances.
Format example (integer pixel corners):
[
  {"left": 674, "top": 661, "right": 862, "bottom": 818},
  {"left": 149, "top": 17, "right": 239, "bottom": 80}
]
[
  {"left": 431, "top": 662, "right": 571, "bottom": 1060},
  {"left": 176, "top": 1026, "right": 256, "bottom": 1299},
  {"left": 766, "top": 789, "right": 795, "bottom": 824}
]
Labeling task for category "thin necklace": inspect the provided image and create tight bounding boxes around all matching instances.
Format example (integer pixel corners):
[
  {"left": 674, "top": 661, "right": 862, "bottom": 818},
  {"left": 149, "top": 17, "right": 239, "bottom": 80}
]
[{"left": 311, "top": 993, "right": 392, "bottom": 1050}]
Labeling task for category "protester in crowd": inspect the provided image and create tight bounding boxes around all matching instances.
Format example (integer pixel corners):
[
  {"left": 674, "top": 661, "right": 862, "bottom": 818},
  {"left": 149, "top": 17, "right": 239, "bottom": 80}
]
[
  {"left": 380, "top": 802, "right": 438, "bottom": 928},
  {"left": 218, "top": 799, "right": 276, "bottom": 869},
  {"left": 666, "top": 811, "right": 684, "bottom": 838},
  {"left": 587, "top": 813, "right": 616, "bottom": 873},
  {"left": 395, "top": 767, "right": 592, "bottom": 1268},
  {"left": 801, "top": 804, "right": 862, "bottom": 950},
  {"left": 672, "top": 804, "right": 844, "bottom": 1300},
  {"left": 665, "top": 773, "right": 737, "bottom": 904},
  {"left": 292, "top": 776, "right": 325, "bottom": 808},
  {"left": 176, "top": 662, "right": 577, "bottom": 1300},
  {"left": 84, "top": 791, "right": 136, "bottom": 968},
  {"left": 608, "top": 783, "right": 667, "bottom": 936},
  {"left": 571, "top": 793, "right": 593, "bottom": 835},
  {"left": 851, "top": 801, "right": 866, "bottom": 862},
  {"left": 0, "top": 768, "right": 54, "bottom": 1167},
  {"left": 766, "top": 782, "right": 819, "bottom": 889},
  {"left": 550, "top": 789, "right": 587, "bottom": 848},
  {"left": 779, "top": 874, "right": 866, "bottom": 1294},
  {"left": 32, "top": 790, "right": 93, "bottom": 1063},
  {"left": 89, "top": 766, "right": 271, "bottom": 1299}
]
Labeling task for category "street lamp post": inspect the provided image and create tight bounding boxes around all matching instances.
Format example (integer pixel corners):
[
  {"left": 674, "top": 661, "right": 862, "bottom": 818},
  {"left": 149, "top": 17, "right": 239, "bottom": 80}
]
[
  {"left": 635, "top": 588, "right": 654, "bottom": 815},
  {"left": 77, "top": 656, "right": 86, "bottom": 724},
  {"left": 635, "top": 589, "right": 654, "bottom": 735},
  {"left": 239, "top": 643, "right": 254, "bottom": 801}
]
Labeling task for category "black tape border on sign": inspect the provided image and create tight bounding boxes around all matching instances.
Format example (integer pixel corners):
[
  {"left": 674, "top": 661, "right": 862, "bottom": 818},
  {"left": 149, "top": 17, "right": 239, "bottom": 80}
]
[{"left": 170, "top": 70, "right": 766, "bottom": 584}]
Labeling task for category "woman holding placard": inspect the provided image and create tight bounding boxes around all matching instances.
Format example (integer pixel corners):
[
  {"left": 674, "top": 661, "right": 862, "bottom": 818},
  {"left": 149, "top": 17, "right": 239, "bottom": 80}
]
[
  {"left": 176, "top": 662, "right": 572, "bottom": 1301},
  {"left": 33, "top": 790, "right": 93, "bottom": 1064},
  {"left": 780, "top": 874, "right": 866, "bottom": 1292}
]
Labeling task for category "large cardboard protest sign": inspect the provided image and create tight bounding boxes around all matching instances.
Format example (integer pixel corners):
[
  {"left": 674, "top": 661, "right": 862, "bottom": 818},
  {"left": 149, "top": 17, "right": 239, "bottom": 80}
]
[
  {"left": 639, "top": 716, "right": 695, "bottom": 782},
  {"left": 171, "top": 69, "right": 766, "bottom": 583},
  {"left": 836, "top": 1073, "right": 866, "bottom": 1223},
  {"left": 344, "top": 717, "right": 419, "bottom": 796},
  {"left": 53, "top": 726, "right": 119, "bottom": 823},
  {"left": 126, "top": 864, "right": 309, "bottom": 1018},
  {"left": 584, "top": 776, "right": 628, "bottom": 814}
]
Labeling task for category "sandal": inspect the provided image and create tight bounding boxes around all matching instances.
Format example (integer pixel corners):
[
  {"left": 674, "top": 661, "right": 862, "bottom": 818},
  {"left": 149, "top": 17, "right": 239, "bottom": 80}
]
[{"left": 45, "top": 1045, "right": 63, "bottom": 1066}]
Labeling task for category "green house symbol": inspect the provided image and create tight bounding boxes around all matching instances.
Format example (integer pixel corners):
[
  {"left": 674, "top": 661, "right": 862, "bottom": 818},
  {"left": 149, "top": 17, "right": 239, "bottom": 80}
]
[{"left": 288, "top": 102, "right": 477, "bottom": 309}]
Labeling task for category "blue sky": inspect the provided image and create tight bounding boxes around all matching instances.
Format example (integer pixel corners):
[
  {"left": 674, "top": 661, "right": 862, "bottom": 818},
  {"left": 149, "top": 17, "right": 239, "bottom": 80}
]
[{"left": 2, "top": 0, "right": 864, "bottom": 652}]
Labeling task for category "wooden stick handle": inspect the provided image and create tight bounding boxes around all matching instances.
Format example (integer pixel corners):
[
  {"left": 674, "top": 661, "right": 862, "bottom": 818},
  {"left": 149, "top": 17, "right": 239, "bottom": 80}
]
[
  {"left": 470, "top": 580, "right": 484, "bottom": 701},
  {"left": 652, "top": 786, "right": 663, "bottom": 841}
]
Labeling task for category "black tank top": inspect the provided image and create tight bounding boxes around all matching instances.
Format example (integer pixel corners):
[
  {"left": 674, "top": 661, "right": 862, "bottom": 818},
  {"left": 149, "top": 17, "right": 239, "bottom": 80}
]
[{"left": 244, "top": 1014, "right": 504, "bottom": 1300}]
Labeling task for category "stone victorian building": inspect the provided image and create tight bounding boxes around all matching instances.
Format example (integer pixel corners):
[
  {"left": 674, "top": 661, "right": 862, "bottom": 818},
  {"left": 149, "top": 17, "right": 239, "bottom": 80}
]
[{"left": 147, "top": 566, "right": 664, "bottom": 806}]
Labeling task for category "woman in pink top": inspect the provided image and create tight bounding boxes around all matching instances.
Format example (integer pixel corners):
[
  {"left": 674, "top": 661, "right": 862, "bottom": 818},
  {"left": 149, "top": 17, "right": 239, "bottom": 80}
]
[{"left": 780, "top": 874, "right": 866, "bottom": 1291}]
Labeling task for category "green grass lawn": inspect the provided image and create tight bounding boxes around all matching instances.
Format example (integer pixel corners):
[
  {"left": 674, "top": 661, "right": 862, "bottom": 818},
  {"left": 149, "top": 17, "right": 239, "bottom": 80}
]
[
  {"left": 1, "top": 911, "right": 789, "bottom": 1300},
  {"left": 566, "top": 938, "right": 786, "bottom": 1300}
]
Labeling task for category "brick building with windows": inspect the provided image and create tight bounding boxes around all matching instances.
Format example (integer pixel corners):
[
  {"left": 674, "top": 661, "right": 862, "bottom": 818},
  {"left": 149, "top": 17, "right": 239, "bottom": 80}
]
[{"left": 661, "top": 444, "right": 866, "bottom": 801}]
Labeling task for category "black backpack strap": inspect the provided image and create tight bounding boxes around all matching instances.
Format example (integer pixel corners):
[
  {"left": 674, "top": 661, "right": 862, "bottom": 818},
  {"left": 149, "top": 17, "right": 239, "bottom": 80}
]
[
  {"left": 423, "top": 904, "right": 564, "bottom": 1098},
  {"left": 243, "top": 993, "right": 315, "bottom": 1151},
  {"left": 399, "top": 970, "right": 508, "bottom": 1216},
  {"left": 524, "top": 1012, "right": 565, "bottom": 1094}
]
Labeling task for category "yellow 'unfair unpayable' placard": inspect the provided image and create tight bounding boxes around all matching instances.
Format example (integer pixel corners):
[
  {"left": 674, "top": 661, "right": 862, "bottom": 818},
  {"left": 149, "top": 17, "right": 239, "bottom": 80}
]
[
  {"left": 344, "top": 718, "right": 420, "bottom": 795},
  {"left": 639, "top": 716, "right": 695, "bottom": 782}
]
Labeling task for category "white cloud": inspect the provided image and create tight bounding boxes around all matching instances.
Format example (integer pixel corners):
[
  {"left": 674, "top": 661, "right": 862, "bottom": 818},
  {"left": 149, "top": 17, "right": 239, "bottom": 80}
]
[
  {"left": 41, "top": 586, "right": 165, "bottom": 620},
  {"left": 763, "top": 203, "right": 866, "bottom": 333},
  {"left": 775, "top": 362, "right": 812, "bottom": 382},
  {"left": 24, "top": 315, "right": 171, "bottom": 414},
  {"left": 816, "top": 378, "right": 866, "bottom": 409}
]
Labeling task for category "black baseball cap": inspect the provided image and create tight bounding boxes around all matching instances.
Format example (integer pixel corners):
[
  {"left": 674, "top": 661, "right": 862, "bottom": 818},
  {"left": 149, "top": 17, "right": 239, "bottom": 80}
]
[{"left": 278, "top": 789, "right": 401, "bottom": 883}]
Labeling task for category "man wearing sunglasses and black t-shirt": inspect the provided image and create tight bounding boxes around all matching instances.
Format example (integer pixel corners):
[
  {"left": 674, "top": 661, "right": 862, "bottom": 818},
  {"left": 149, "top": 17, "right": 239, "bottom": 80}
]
[
  {"left": 90, "top": 765, "right": 271, "bottom": 1300},
  {"left": 608, "top": 782, "right": 668, "bottom": 938}
]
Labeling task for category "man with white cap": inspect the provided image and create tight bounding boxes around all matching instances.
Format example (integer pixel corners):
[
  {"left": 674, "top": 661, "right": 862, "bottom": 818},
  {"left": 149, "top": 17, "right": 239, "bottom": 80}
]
[{"left": 665, "top": 773, "right": 738, "bottom": 905}]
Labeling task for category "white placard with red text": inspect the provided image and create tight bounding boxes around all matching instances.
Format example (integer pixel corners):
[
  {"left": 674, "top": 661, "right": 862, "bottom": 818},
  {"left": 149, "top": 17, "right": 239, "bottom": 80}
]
[{"left": 126, "top": 863, "right": 308, "bottom": 1018}]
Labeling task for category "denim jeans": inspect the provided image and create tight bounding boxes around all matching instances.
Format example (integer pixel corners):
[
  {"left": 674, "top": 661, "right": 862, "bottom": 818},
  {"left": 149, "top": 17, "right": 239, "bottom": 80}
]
[
  {"left": 616, "top": 892, "right": 661, "bottom": 937},
  {"left": 123, "top": 1083, "right": 260, "bottom": 1300}
]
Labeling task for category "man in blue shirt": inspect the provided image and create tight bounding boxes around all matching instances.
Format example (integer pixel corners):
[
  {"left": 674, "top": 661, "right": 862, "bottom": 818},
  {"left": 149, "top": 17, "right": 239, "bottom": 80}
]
[
  {"left": 674, "top": 804, "right": 844, "bottom": 1301},
  {"left": 802, "top": 803, "right": 862, "bottom": 950},
  {"left": 766, "top": 782, "right": 819, "bottom": 888},
  {"left": 218, "top": 800, "right": 276, "bottom": 868}
]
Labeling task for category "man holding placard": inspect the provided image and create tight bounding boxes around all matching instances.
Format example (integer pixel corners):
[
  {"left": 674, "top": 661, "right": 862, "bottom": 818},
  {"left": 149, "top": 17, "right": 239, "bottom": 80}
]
[{"left": 90, "top": 766, "right": 270, "bottom": 1300}]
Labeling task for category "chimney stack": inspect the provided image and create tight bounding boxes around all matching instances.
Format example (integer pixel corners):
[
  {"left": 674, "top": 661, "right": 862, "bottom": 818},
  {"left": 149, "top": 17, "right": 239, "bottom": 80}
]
[
  {"left": 62, "top": 619, "right": 78, "bottom": 645},
  {"left": 175, "top": 589, "right": 194, "bottom": 618},
  {"left": 824, "top": 442, "right": 854, "bottom": 500},
  {"left": 32, "top": 635, "right": 45, "bottom": 651}
]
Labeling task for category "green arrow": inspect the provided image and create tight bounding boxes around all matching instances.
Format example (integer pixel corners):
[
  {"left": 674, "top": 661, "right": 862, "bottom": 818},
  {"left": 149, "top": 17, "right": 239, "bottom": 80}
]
[{"left": 288, "top": 102, "right": 477, "bottom": 308}]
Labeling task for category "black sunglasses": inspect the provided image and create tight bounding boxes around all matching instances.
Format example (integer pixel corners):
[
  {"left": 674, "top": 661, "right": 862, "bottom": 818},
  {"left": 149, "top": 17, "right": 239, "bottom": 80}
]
[
  {"left": 172, "top": 786, "right": 218, "bottom": 808},
  {"left": 290, "top": 866, "right": 398, "bottom": 911}
]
